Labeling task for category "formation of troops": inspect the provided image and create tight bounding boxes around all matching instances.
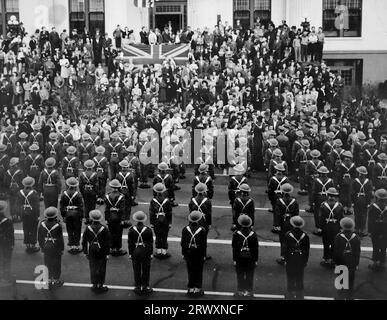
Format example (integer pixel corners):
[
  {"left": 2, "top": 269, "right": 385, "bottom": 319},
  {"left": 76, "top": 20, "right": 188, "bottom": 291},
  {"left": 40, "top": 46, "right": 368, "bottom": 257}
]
[{"left": 0, "top": 123, "right": 387, "bottom": 300}]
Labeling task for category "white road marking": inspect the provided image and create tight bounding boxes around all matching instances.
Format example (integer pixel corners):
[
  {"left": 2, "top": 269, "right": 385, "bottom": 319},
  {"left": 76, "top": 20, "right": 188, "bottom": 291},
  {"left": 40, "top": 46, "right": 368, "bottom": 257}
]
[
  {"left": 13, "top": 230, "right": 373, "bottom": 252},
  {"left": 15, "top": 280, "right": 333, "bottom": 300},
  {"left": 137, "top": 202, "right": 307, "bottom": 213}
]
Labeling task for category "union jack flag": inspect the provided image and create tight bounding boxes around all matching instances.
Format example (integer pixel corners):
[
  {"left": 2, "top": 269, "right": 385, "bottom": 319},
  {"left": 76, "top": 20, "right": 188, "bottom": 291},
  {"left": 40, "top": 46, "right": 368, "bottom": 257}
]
[{"left": 122, "top": 43, "right": 190, "bottom": 65}]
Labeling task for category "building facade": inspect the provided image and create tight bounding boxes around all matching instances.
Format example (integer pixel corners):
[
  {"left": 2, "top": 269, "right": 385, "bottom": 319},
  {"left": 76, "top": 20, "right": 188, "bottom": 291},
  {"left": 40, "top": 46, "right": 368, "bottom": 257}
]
[{"left": 1, "top": 0, "right": 387, "bottom": 85}]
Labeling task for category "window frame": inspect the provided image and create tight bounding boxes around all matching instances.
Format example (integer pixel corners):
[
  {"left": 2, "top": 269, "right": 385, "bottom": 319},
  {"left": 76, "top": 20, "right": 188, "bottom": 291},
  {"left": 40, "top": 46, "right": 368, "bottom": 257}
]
[
  {"left": 69, "top": 0, "right": 105, "bottom": 35},
  {"left": 322, "top": 0, "right": 362, "bottom": 38},
  {"left": 233, "top": 0, "right": 271, "bottom": 29},
  {"left": 1, "top": 0, "right": 20, "bottom": 37}
]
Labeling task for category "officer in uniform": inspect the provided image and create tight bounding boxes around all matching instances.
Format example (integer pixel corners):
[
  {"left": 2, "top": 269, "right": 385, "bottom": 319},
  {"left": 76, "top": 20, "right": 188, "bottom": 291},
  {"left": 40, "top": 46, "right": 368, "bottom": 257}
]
[
  {"left": 275, "top": 183, "right": 299, "bottom": 265},
  {"left": 232, "top": 214, "right": 259, "bottom": 297},
  {"left": 268, "top": 149, "right": 288, "bottom": 180},
  {"left": 90, "top": 127, "right": 102, "bottom": 149},
  {"left": 268, "top": 163, "right": 289, "bottom": 223},
  {"left": 328, "top": 139, "right": 344, "bottom": 172},
  {"left": 232, "top": 184, "right": 255, "bottom": 231},
  {"left": 374, "top": 153, "right": 387, "bottom": 190},
  {"left": 104, "top": 179, "right": 128, "bottom": 256},
  {"left": 200, "top": 136, "right": 215, "bottom": 180},
  {"left": 305, "top": 150, "right": 324, "bottom": 213},
  {"left": 353, "top": 131, "right": 366, "bottom": 167},
  {"left": 351, "top": 166, "right": 373, "bottom": 237},
  {"left": 368, "top": 189, "right": 387, "bottom": 272},
  {"left": 228, "top": 164, "right": 247, "bottom": 206},
  {"left": 170, "top": 135, "right": 182, "bottom": 185},
  {"left": 107, "top": 132, "right": 124, "bottom": 180},
  {"left": 181, "top": 211, "right": 207, "bottom": 297},
  {"left": 59, "top": 177, "right": 84, "bottom": 254},
  {"left": 15, "top": 132, "right": 29, "bottom": 173},
  {"left": 364, "top": 139, "right": 379, "bottom": 180},
  {"left": 189, "top": 183, "right": 212, "bottom": 260},
  {"left": 38, "top": 158, "right": 61, "bottom": 209},
  {"left": 295, "top": 139, "right": 311, "bottom": 195},
  {"left": 125, "top": 146, "right": 140, "bottom": 206},
  {"left": 30, "top": 124, "right": 44, "bottom": 152},
  {"left": 128, "top": 211, "right": 154, "bottom": 295},
  {"left": 3, "top": 126, "right": 16, "bottom": 157},
  {"left": 82, "top": 209, "right": 111, "bottom": 293},
  {"left": 62, "top": 146, "right": 80, "bottom": 180},
  {"left": 138, "top": 132, "right": 151, "bottom": 189},
  {"left": 45, "top": 133, "right": 61, "bottom": 166},
  {"left": 17, "top": 177, "right": 40, "bottom": 253},
  {"left": 79, "top": 160, "right": 99, "bottom": 224},
  {"left": 4, "top": 158, "right": 24, "bottom": 222},
  {"left": 78, "top": 134, "right": 95, "bottom": 165},
  {"left": 58, "top": 125, "right": 74, "bottom": 161},
  {"left": 291, "top": 131, "right": 304, "bottom": 179},
  {"left": 283, "top": 216, "right": 310, "bottom": 300},
  {"left": 333, "top": 217, "right": 361, "bottom": 300},
  {"left": 38, "top": 207, "right": 65, "bottom": 289},
  {"left": 117, "top": 160, "right": 135, "bottom": 217},
  {"left": 311, "top": 166, "right": 334, "bottom": 236},
  {"left": 93, "top": 146, "right": 108, "bottom": 204},
  {"left": 319, "top": 188, "right": 344, "bottom": 267},
  {"left": 25, "top": 144, "right": 44, "bottom": 184},
  {"left": 192, "top": 164, "right": 214, "bottom": 199},
  {"left": 0, "top": 201, "right": 14, "bottom": 286},
  {"left": 153, "top": 162, "right": 178, "bottom": 207},
  {"left": 0, "top": 145, "right": 9, "bottom": 199},
  {"left": 264, "top": 138, "right": 279, "bottom": 174},
  {"left": 322, "top": 132, "right": 335, "bottom": 165},
  {"left": 334, "top": 151, "right": 356, "bottom": 214},
  {"left": 150, "top": 183, "right": 172, "bottom": 259}
]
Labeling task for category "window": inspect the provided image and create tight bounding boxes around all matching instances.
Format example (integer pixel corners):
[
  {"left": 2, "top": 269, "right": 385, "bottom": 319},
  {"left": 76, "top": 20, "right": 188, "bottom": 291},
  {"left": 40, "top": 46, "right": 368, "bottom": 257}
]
[
  {"left": 323, "top": 0, "right": 362, "bottom": 37},
  {"left": 69, "top": 0, "right": 105, "bottom": 35},
  {"left": 1, "top": 0, "right": 20, "bottom": 36},
  {"left": 253, "top": 0, "right": 271, "bottom": 27},
  {"left": 233, "top": 0, "right": 271, "bottom": 29}
]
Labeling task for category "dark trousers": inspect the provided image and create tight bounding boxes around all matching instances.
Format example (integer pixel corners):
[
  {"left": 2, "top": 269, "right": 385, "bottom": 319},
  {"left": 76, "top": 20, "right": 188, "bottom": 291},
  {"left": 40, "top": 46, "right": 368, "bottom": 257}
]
[
  {"left": 354, "top": 203, "right": 367, "bottom": 233},
  {"left": 0, "top": 246, "right": 12, "bottom": 280},
  {"left": 185, "top": 256, "right": 204, "bottom": 288},
  {"left": 108, "top": 221, "right": 123, "bottom": 250},
  {"left": 132, "top": 258, "right": 151, "bottom": 288},
  {"left": 44, "top": 253, "right": 62, "bottom": 280},
  {"left": 66, "top": 216, "right": 82, "bottom": 246},
  {"left": 286, "top": 264, "right": 305, "bottom": 294},
  {"left": 371, "top": 234, "right": 387, "bottom": 263},
  {"left": 322, "top": 234, "right": 334, "bottom": 260},
  {"left": 140, "top": 164, "right": 149, "bottom": 183},
  {"left": 314, "top": 200, "right": 324, "bottom": 229},
  {"left": 235, "top": 263, "right": 255, "bottom": 292},
  {"left": 22, "top": 215, "right": 38, "bottom": 245},
  {"left": 9, "top": 194, "right": 18, "bottom": 218},
  {"left": 83, "top": 194, "right": 97, "bottom": 220},
  {"left": 89, "top": 257, "right": 107, "bottom": 285},
  {"left": 43, "top": 187, "right": 59, "bottom": 208},
  {"left": 155, "top": 227, "right": 168, "bottom": 249}
]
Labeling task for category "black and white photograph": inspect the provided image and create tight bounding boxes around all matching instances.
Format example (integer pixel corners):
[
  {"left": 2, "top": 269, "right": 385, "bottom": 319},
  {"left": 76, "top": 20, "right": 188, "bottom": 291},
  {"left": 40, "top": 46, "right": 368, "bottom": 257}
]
[{"left": 0, "top": 0, "right": 387, "bottom": 311}]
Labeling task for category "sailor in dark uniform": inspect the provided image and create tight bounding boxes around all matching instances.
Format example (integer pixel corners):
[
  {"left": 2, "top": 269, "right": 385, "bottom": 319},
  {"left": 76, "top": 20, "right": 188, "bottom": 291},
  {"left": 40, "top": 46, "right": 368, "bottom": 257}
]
[
  {"left": 38, "top": 157, "right": 61, "bottom": 209},
  {"left": 79, "top": 160, "right": 99, "bottom": 225}
]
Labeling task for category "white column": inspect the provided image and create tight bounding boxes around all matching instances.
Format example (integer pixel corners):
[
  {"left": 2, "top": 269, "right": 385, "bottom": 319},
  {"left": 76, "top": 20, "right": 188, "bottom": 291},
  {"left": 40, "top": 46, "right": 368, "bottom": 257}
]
[{"left": 271, "top": 0, "right": 286, "bottom": 26}]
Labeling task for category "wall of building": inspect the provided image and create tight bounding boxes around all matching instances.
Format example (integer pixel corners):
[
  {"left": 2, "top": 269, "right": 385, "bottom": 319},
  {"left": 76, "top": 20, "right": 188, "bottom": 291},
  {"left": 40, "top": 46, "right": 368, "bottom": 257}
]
[
  {"left": 19, "top": 0, "right": 69, "bottom": 33},
  {"left": 187, "top": 0, "right": 233, "bottom": 30}
]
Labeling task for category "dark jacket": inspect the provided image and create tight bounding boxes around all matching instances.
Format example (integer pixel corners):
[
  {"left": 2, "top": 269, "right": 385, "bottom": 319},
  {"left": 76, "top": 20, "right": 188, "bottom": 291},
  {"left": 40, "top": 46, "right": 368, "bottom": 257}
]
[
  {"left": 181, "top": 224, "right": 207, "bottom": 259},
  {"left": 128, "top": 225, "right": 154, "bottom": 259},
  {"left": 0, "top": 217, "right": 14, "bottom": 248},
  {"left": 333, "top": 231, "right": 361, "bottom": 269},
  {"left": 284, "top": 228, "right": 310, "bottom": 267},
  {"left": 232, "top": 228, "right": 259, "bottom": 263},
  {"left": 38, "top": 219, "right": 64, "bottom": 254},
  {"left": 82, "top": 223, "right": 111, "bottom": 258}
]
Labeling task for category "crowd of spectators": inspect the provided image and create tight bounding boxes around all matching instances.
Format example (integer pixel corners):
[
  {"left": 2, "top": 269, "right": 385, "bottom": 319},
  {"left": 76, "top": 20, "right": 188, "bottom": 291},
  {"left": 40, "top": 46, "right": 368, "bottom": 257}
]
[{"left": 0, "top": 18, "right": 386, "bottom": 172}]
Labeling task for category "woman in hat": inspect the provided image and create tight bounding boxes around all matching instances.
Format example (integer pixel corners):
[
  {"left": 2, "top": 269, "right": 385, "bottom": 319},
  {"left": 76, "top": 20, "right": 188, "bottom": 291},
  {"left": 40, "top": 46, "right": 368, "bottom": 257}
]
[
  {"left": 82, "top": 210, "right": 111, "bottom": 293},
  {"left": 368, "top": 189, "right": 387, "bottom": 271},
  {"left": 38, "top": 207, "right": 64, "bottom": 289},
  {"left": 333, "top": 217, "right": 360, "bottom": 300},
  {"left": 181, "top": 211, "right": 207, "bottom": 297},
  {"left": 351, "top": 166, "right": 373, "bottom": 237},
  {"left": 128, "top": 211, "right": 154, "bottom": 295},
  {"left": 232, "top": 214, "right": 259, "bottom": 297},
  {"left": 283, "top": 216, "right": 310, "bottom": 300},
  {"left": 17, "top": 177, "right": 40, "bottom": 253}
]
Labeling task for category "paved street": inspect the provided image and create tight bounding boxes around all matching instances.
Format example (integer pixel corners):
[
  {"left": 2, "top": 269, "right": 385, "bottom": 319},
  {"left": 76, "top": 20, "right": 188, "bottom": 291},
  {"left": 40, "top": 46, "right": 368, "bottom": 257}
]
[{"left": 1, "top": 170, "right": 387, "bottom": 300}]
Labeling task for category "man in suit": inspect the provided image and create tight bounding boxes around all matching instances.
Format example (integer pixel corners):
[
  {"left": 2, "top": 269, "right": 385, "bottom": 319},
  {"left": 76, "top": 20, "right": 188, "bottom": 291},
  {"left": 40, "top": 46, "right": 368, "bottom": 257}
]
[{"left": 93, "top": 29, "right": 104, "bottom": 65}]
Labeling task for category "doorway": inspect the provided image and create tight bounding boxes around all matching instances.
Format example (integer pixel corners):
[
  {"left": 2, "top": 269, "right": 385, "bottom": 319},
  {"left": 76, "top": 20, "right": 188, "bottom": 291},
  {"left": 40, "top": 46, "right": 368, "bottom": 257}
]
[{"left": 155, "top": 14, "right": 181, "bottom": 33}]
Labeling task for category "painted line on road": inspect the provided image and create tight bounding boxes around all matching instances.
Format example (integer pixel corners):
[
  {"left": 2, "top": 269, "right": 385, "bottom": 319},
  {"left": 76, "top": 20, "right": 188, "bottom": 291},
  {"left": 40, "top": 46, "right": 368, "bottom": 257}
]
[
  {"left": 137, "top": 202, "right": 307, "bottom": 213},
  {"left": 13, "top": 230, "right": 373, "bottom": 252},
  {"left": 15, "top": 280, "right": 333, "bottom": 300}
]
